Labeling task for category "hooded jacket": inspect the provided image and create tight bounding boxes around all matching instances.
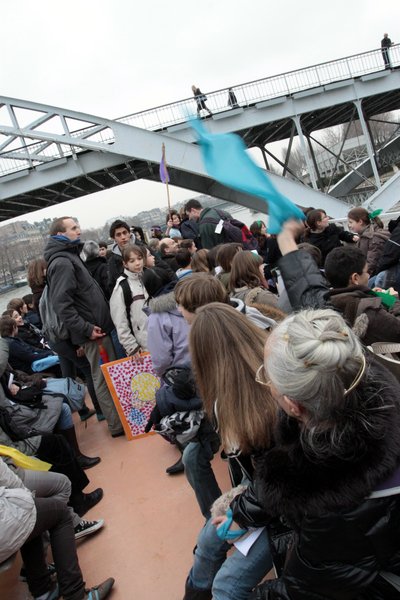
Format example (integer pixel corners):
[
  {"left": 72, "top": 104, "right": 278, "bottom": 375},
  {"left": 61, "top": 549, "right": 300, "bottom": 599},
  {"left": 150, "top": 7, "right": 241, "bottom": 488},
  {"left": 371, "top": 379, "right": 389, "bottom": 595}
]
[
  {"left": 231, "top": 286, "right": 278, "bottom": 310},
  {"left": 249, "top": 360, "right": 400, "bottom": 600},
  {"left": 146, "top": 291, "right": 190, "bottom": 377},
  {"left": 44, "top": 237, "right": 114, "bottom": 346},
  {"left": 109, "top": 270, "right": 148, "bottom": 356},
  {"left": 356, "top": 224, "right": 390, "bottom": 276},
  {"left": 0, "top": 459, "right": 36, "bottom": 563}
]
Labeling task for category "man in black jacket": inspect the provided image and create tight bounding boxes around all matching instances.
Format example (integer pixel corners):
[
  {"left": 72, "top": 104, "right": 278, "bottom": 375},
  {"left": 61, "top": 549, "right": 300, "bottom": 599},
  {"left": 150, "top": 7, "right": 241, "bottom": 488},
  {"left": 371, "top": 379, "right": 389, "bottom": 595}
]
[{"left": 44, "top": 217, "right": 123, "bottom": 437}]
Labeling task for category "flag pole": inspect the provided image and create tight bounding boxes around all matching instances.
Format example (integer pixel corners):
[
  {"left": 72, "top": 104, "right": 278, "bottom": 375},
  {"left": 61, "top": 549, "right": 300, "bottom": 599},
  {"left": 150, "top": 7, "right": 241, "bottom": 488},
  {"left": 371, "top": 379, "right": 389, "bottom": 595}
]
[{"left": 166, "top": 175, "right": 171, "bottom": 218}]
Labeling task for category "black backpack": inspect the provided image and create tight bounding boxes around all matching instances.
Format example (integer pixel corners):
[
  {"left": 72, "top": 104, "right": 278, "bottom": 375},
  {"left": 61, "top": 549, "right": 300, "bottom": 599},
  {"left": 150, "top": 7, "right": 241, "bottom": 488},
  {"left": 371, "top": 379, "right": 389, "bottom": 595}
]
[
  {"left": 201, "top": 209, "right": 258, "bottom": 251},
  {"left": 119, "top": 276, "right": 145, "bottom": 335}
]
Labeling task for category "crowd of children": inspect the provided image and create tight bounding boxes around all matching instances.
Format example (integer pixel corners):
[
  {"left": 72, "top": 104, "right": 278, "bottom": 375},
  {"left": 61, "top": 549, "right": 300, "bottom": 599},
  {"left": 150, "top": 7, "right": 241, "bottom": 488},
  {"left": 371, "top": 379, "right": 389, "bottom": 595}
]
[{"left": 2, "top": 200, "right": 400, "bottom": 599}]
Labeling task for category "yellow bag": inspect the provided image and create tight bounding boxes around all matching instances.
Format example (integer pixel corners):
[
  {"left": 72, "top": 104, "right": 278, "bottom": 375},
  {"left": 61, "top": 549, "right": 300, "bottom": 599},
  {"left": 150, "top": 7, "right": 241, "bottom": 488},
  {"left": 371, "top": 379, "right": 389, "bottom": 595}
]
[{"left": 0, "top": 445, "right": 51, "bottom": 471}]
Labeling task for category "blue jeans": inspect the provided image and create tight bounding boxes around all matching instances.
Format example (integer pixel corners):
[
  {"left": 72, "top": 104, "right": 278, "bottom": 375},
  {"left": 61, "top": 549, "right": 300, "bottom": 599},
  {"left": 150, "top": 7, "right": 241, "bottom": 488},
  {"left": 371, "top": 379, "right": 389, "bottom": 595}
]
[
  {"left": 57, "top": 404, "right": 73, "bottom": 430},
  {"left": 188, "top": 518, "right": 272, "bottom": 600},
  {"left": 111, "top": 328, "right": 126, "bottom": 359},
  {"left": 183, "top": 440, "right": 221, "bottom": 520}
]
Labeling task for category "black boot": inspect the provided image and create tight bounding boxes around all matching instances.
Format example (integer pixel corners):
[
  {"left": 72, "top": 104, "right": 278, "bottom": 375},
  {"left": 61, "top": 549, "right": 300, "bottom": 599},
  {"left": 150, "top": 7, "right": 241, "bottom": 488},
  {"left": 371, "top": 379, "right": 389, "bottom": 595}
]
[
  {"left": 72, "top": 488, "right": 104, "bottom": 517},
  {"left": 166, "top": 456, "right": 184, "bottom": 475},
  {"left": 60, "top": 426, "right": 101, "bottom": 469},
  {"left": 183, "top": 581, "right": 212, "bottom": 600},
  {"left": 166, "top": 441, "right": 184, "bottom": 475}
]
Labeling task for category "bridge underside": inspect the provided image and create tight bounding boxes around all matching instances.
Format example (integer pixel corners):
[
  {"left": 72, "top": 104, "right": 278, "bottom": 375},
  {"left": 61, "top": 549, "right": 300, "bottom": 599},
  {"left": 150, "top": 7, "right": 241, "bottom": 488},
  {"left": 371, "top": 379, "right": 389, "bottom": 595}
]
[
  {"left": 239, "top": 89, "right": 400, "bottom": 147},
  {"left": 0, "top": 152, "right": 350, "bottom": 221}
]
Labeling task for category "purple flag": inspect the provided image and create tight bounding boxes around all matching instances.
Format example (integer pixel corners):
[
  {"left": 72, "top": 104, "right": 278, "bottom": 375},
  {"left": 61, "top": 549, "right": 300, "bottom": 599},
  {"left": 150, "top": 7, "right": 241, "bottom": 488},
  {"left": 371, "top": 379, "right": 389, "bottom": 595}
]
[{"left": 160, "top": 143, "right": 169, "bottom": 184}]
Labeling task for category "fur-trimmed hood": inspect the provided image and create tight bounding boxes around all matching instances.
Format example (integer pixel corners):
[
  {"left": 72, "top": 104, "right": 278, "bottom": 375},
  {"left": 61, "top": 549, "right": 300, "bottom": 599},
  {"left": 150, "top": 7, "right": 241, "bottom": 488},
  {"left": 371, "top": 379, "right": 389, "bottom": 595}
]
[
  {"left": 256, "top": 359, "right": 400, "bottom": 526},
  {"left": 248, "top": 300, "right": 286, "bottom": 323},
  {"left": 147, "top": 291, "right": 179, "bottom": 315}
]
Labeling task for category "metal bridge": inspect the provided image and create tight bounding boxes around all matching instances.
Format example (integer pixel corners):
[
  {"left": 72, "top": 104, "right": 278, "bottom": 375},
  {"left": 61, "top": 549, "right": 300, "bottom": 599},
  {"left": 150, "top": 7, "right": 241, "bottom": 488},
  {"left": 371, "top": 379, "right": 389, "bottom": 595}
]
[{"left": 0, "top": 44, "right": 399, "bottom": 222}]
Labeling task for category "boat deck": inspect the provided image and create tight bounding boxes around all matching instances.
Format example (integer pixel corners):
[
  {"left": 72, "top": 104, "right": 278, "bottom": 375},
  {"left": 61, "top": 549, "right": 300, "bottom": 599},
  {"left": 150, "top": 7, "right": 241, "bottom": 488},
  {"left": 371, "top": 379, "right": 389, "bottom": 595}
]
[{"left": 0, "top": 407, "right": 231, "bottom": 599}]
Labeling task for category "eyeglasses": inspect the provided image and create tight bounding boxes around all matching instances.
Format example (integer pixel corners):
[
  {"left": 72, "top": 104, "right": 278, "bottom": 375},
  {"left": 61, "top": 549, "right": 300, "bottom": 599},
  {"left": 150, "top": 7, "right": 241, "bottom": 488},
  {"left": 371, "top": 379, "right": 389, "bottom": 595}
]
[{"left": 255, "top": 364, "right": 271, "bottom": 387}]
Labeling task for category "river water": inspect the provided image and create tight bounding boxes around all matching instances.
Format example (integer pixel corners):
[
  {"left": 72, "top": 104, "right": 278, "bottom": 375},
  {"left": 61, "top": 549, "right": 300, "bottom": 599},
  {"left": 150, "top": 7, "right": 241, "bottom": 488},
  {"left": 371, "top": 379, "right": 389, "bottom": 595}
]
[{"left": 0, "top": 284, "right": 31, "bottom": 313}]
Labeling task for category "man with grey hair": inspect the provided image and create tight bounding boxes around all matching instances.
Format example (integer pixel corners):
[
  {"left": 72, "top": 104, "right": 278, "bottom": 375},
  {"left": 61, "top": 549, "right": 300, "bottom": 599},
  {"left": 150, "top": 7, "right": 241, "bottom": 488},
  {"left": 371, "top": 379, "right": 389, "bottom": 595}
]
[{"left": 44, "top": 217, "right": 124, "bottom": 437}]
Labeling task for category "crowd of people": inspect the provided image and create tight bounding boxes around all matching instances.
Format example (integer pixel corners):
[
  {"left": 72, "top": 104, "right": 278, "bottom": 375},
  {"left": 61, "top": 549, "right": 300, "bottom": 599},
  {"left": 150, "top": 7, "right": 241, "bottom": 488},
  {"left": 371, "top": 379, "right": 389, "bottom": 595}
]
[{"left": 2, "top": 196, "right": 400, "bottom": 600}]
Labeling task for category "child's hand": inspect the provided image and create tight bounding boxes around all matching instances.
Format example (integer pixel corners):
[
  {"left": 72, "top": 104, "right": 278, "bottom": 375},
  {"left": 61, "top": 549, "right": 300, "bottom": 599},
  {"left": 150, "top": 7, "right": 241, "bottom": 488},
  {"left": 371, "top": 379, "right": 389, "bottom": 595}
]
[{"left": 130, "top": 349, "right": 145, "bottom": 363}]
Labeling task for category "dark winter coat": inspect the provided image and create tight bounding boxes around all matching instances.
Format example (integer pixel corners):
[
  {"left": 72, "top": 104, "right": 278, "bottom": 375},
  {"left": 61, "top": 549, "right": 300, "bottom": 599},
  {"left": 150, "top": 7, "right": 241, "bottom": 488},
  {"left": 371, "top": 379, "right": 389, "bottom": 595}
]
[
  {"left": 3, "top": 336, "right": 55, "bottom": 373},
  {"left": 155, "top": 379, "right": 202, "bottom": 417},
  {"left": 25, "top": 310, "right": 42, "bottom": 329},
  {"left": 277, "top": 249, "right": 400, "bottom": 345},
  {"left": 329, "top": 286, "right": 400, "bottom": 345},
  {"left": 18, "top": 323, "right": 43, "bottom": 348},
  {"left": 376, "top": 219, "right": 400, "bottom": 273},
  {"left": 307, "top": 223, "right": 355, "bottom": 265},
  {"left": 250, "top": 360, "right": 400, "bottom": 599},
  {"left": 180, "top": 218, "right": 201, "bottom": 248},
  {"left": 160, "top": 253, "right": 179, "bottom": 273},
  {"left": 107, "top": 250, "right": 123, "bottom": 294},
  {"left": 44, "top": 237, "right": 114, "bottom": 346},
  {"left": 199, "top": 207, "right": 233, "bottom": 250},
  {"left": 85, "top": 256, "right": 110, "bottom": 300},
  {"left": 30, "top": 283, "right": 45, "bottom": 312},
  {"left": 277, "top": 250, "right": 331, "bottom": 312}
]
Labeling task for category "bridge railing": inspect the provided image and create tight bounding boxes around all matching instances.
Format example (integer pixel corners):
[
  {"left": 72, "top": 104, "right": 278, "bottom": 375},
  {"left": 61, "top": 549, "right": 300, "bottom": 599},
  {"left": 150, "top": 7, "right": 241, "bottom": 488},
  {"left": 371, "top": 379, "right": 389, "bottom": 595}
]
[
  {"left": 118, "top": 45, "right": 400, "bottom": 132},
  {"left": 0, "top": 46, "right": 399, "bottom": 178}
]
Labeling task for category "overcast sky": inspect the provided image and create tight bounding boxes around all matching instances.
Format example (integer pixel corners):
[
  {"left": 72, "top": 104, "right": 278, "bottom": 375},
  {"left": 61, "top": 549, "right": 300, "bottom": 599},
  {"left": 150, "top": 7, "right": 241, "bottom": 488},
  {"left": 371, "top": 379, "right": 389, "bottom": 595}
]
[{"left": 2, "top": 0, "right": 399, "bottom": 229}]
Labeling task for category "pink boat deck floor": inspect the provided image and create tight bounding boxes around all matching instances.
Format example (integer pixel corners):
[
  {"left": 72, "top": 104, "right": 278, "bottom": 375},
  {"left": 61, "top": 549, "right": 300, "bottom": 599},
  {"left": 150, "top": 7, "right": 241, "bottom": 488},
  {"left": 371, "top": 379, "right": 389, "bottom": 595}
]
[{"left": 0, "top": 407, "right": 231, "bottom": 599}]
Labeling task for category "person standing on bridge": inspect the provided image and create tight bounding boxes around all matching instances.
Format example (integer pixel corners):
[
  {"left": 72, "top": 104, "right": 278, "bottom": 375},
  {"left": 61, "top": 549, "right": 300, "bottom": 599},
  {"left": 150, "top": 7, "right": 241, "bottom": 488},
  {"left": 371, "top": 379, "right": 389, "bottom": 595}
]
[
  {"left": 381, "top": 33, "right": 393, "bottom": 69},
  {"left": 192, "top": 85, "right": 213, "bottom": 117},
  {"left": 227, "top": 87, "right": 239, "bottom": 109}
]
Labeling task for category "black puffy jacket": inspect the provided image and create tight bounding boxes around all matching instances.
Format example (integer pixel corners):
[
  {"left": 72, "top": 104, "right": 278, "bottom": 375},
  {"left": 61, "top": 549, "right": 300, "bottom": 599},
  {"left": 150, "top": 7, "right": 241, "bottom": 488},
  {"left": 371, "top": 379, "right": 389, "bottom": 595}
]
[
  {"left": 307, "top": 223, "right": 355, "bottom": 266},
  {"left": 44, "top": 238, "right": 114, "bottom": 346},
  {"left": 249, "top": 355, "right": 400, "bottom": 599}
]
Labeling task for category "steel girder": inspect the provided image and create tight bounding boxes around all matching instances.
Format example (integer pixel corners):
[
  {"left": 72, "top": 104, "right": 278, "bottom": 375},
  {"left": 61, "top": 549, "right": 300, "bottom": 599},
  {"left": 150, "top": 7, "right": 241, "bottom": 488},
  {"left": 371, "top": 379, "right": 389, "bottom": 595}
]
[{"left": 0, "top": 96, "right": 351, "bottom": 221}]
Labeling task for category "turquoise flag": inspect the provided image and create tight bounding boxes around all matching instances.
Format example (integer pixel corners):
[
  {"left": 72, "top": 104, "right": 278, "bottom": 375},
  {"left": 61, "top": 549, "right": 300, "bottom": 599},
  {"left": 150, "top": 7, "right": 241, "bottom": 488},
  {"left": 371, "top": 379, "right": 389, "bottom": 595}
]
[{"left": 190, "top": 118, "right": 304, "bottom": 233}]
